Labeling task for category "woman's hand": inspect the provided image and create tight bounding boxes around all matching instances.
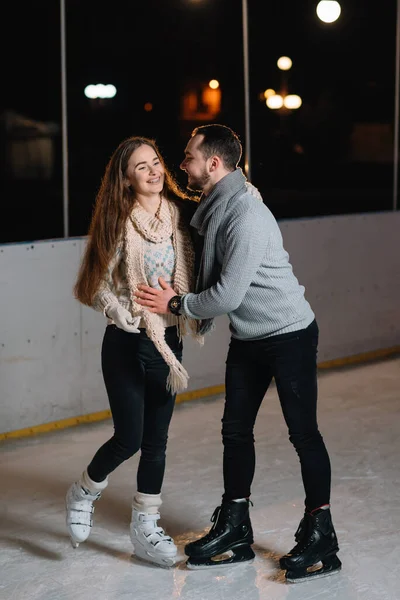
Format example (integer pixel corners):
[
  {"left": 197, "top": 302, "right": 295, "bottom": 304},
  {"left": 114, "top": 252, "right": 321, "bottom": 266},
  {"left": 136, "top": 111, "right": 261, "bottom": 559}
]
[{"left": 105, "top": 304, "right": 140, "bottom": 333}]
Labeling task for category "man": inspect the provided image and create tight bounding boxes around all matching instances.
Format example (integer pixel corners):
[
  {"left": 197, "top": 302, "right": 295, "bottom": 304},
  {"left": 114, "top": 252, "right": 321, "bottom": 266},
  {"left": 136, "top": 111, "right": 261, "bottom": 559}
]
[{"left": 135, "top": 124, "right": 341, "bottom": 582}]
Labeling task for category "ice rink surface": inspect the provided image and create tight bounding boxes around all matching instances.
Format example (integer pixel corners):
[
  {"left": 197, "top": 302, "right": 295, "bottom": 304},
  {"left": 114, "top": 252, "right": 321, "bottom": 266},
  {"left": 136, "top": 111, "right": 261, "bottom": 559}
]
[{"left": 1, "top": 357, "right": 399, "bottom": 600}]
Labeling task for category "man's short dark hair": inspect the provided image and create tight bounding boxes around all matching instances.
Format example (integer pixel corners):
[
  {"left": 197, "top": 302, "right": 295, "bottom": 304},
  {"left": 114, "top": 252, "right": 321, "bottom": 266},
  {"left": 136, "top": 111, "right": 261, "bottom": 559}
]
[{"left": 191, "top": 124, "right": 242, "bottom": 171}]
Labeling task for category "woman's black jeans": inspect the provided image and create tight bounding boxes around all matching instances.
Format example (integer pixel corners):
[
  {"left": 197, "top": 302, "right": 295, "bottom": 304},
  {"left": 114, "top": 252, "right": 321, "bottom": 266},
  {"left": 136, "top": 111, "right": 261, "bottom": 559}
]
[
  {"left": 223, "top": 320, "right": 331, "bottom": 511},
  {"left": 87, "top": 325, "right": 182, "bottom": 494}
]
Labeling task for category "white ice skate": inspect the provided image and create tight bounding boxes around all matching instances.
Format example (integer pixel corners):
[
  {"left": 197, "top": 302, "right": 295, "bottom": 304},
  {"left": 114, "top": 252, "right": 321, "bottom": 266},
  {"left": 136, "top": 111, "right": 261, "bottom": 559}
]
[
  {"left": 130, "top": 510, "right": 177, "bottom": 567},
  {"left": 65, "top": 482, "right": 102, "bottom": 548}
]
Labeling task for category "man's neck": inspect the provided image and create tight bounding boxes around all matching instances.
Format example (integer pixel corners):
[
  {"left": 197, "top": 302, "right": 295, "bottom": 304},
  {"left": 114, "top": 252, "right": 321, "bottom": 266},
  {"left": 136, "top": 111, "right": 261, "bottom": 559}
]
[{"left": 202, "top": 169, "right": 234, "bottom": 197}]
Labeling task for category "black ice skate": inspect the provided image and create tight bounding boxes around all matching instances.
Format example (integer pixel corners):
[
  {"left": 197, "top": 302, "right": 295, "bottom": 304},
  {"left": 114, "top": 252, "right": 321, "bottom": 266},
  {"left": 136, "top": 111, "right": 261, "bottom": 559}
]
[
  {"left": 184, "top": 500, "right": 255, "bottom": 569},
  {"left": 279, "top": 507, "right": 342, "bottom": 583}
]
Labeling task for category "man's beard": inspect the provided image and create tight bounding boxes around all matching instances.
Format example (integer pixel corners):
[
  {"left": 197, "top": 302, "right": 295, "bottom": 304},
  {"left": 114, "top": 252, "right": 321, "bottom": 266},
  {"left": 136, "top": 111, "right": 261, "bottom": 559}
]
[{"left": 187, "top": 170, "right": 211, "bottom": 192}]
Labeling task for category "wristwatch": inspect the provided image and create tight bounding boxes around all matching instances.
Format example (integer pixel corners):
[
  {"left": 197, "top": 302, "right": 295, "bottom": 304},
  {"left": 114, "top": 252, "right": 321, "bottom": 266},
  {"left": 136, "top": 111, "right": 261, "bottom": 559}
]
[{"left": 168, "top": 295, "right": 182, "bottom": 316}]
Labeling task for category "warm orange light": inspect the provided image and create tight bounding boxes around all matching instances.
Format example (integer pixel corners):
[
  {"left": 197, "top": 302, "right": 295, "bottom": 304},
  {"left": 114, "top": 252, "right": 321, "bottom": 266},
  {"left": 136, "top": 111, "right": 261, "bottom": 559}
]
[
  {"left": 264, "top": 88, "right": 276, "bottom": 99},
  {"left": 209, "top": 79, "right": 220, "bottom": 90},
  {"left": 144, "top": 102, "right": 153, "bottom": 112},
  {"left": 182, "top": 84, "right": 221, "bottom": 121}
]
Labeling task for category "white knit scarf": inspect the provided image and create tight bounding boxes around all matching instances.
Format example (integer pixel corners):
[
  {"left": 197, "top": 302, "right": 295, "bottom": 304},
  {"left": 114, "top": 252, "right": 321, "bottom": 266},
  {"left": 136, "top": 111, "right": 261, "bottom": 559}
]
[{"left": 124, "top": 198, "right": 201, "bottom": 394}]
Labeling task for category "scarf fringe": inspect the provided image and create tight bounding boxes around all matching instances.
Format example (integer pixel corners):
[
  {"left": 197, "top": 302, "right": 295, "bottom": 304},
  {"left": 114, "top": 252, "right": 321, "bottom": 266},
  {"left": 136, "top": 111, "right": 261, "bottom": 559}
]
[
  {"left": 178, "top": 314, "right": 205, "bottom": 346},
  {"left": 196, "top": 335, "right": 205, "bottom": 347},
  {"left": 166, "top": 361, "right": 190, "bottom": 394},
  {"left": 141, "top": 312, "right": 190, "bottom": 394},
  {"left": 199, "top": 320, "right": 215, "bottom": 335}
]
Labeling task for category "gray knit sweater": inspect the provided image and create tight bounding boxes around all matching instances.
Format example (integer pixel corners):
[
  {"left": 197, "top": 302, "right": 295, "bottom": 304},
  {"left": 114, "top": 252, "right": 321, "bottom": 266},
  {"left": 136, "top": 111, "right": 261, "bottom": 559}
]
[{"left": 181, "top": 169, "right": 315, "bottom": 340}]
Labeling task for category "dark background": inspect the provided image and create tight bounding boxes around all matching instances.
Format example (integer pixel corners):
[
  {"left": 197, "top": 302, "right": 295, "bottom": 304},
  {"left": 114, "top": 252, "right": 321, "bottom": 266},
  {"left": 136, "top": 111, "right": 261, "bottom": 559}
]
[{"left": 1, "top": 0, "right": 398, "bottom": 243}]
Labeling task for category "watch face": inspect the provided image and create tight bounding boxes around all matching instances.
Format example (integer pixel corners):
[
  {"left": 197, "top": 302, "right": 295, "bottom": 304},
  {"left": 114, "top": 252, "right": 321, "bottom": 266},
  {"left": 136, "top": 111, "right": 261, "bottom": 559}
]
[{"left": 169, "top": 296, "right": 181, "bottom": 314}]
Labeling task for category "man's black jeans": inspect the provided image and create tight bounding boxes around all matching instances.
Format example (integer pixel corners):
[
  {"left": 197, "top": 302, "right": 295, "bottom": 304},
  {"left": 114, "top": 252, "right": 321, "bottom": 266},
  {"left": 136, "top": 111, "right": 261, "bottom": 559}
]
[
  {"left": 87, "top": 325, "right": 182, "bottom": 494},
  {"left": 223, "top": 320, "right": 331, "bottom": 511}
]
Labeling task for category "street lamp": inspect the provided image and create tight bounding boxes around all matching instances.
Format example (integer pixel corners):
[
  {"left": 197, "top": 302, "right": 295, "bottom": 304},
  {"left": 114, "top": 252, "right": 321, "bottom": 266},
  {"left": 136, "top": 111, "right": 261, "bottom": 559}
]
[
  {"left": 265, "top": 55, "right": 301, "bottom": 112},
  {"left": 266, "top": 94, "right": 302, "bottom": 111},
  {"left": 316, "top": 1, "right": 341, "bottom": 23},
  {"left": 84, "top": 84, "right": 117, "bottom": 99},
  {"left": 283, "top": 95, "right": 302, "bottom": 110},
  {"left": 266, "top": 95, "right": 284, "bottom": 110},
  {"left": 277, "top": 56, "right": 292, "bottom": 71},
  {"left": 264, "top": 88, "right": 276, "bottom": 99}
]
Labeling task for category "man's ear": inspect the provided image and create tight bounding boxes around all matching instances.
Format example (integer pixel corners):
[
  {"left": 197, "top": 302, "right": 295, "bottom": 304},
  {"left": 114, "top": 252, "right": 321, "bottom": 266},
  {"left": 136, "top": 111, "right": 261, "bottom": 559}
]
[{"left": 209, "top": 156, "right": 220, "bottom": 172}]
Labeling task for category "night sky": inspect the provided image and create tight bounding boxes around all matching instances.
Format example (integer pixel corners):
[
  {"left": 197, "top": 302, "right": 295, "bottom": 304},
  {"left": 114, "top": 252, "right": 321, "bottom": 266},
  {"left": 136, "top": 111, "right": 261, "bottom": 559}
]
[{"left": 2, "top": 0, "right": 398, "bottom": 243}]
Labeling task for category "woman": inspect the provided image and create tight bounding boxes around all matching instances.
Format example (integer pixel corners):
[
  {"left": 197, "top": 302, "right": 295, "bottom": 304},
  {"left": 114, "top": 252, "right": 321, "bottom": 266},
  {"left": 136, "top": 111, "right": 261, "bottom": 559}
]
[{"left": 66, "top": 136, "right": 201, "bottom": 567}]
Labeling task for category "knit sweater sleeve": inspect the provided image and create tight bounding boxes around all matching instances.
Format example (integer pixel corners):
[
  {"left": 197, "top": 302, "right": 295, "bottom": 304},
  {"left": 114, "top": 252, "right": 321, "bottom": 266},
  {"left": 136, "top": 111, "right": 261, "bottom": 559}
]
[
  {"left": 181, "top": 207, "right": 267, "bottom": 319},
  {"left": 92, "top": 243, "right": 123, "bottom": 315}
]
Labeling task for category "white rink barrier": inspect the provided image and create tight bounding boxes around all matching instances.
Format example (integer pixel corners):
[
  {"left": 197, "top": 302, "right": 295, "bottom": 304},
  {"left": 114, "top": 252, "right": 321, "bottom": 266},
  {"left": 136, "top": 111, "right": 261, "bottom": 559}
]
[{"left": 1, "top": 211, "right": 399, "bottom": 435}]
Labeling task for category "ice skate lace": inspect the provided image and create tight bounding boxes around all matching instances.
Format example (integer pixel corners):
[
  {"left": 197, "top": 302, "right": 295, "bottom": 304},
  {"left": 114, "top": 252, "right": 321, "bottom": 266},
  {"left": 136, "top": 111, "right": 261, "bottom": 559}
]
[
  {"left": 290, "top": 514, "right": 316, "bottom": 554},
  {"left": 137, "top": 513, "right": 173, "bottom": 546},
  {"left": 201, "top": 500, "right": 253, "bottom": 542},
  {"left": 200, "top": 505, "right": 233, "bottom": 542},
  {"left": 294, "top": 514, "right": 306, "bottom": 541}
]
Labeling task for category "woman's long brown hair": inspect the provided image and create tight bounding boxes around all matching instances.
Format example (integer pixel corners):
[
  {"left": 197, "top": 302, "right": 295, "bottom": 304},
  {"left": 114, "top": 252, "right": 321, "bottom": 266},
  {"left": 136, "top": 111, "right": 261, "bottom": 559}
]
[{"left": 74, "top": 136, "right": 191, "bottom": 306}]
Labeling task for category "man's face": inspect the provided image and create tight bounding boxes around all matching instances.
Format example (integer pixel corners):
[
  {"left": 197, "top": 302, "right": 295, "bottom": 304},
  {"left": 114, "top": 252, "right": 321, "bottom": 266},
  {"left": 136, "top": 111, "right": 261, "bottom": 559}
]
[{"left": 180, "top": 135, "right": 211, "bottom": 192}]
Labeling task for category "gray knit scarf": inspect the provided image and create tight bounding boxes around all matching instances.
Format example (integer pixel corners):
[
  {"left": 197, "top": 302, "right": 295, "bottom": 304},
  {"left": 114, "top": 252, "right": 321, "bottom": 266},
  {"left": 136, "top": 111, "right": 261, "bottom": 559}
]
[{"left": 190, "top": 168, "right": 247, "bottom": 334}]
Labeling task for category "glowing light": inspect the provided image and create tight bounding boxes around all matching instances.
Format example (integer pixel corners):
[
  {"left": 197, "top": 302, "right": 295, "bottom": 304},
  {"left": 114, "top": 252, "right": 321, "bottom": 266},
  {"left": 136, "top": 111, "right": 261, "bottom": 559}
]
[
  {"left": 105, "top": 84, "right": 117, "bottom": 98},
  {"left": 266, "top": 94, "right": 284, "bottom": 109},
  {"left": 264, "top": 88, "right": 276, "bottom": 99},
  {"left": 144, "top": 102, "right": 153, "bottom": 112},
  {"left": 84, "top": 85, "right": 97, "bottom": 99},
  {"left": 277, "top": 56, "right": 292, "bottom": 71},
  {"left": 209, "top": 79, "right": 220, "bottom": 89},
  {"left": 316, "top": 1, "right": 341, "bottom": 23},
  {"left": 84, "top": 84, "right": 117, "bottom": 99},
  {"left": 283, "top": 94, "right": 302, "bottom": 109}
]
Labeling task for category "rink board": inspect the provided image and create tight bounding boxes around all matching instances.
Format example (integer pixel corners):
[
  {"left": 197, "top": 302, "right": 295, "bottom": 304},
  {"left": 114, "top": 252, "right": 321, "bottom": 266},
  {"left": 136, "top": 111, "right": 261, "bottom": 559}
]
[{"left": 0, "top": 211, "right": 399, "bottom": 434}]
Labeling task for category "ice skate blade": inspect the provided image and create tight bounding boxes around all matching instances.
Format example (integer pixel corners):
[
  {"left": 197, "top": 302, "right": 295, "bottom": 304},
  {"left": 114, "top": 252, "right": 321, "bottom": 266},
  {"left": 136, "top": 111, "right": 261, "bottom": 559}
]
[
  {"left": 186, "top": 546, "right": 255, "bottom": 570},
  {"left": 286, "top": 559, "right": 342, "bottom": 584},
  {"left": 133, "top": 549, "right": 176, "bottom": 569},
  {"left": 186, "top": 557, "right": 254, "bottom": 570}
]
